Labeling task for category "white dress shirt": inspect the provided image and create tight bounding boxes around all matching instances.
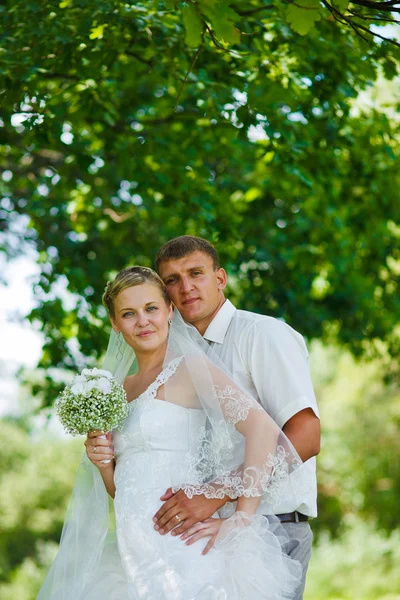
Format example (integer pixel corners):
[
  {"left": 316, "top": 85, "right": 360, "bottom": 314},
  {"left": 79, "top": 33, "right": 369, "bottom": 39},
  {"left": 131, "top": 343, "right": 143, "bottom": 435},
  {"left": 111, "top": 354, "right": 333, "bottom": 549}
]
[{"left": 203, "top": 299, "right": 319, "bottom": 517}]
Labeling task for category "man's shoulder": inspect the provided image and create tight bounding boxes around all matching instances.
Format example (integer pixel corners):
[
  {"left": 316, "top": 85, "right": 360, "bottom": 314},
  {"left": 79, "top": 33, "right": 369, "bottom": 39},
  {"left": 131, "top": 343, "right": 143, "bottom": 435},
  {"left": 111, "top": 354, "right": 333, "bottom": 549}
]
[
  {"left": 233, "top": 308, "right": 287, "bottom": 330},
  {"left": 231, "top": 309, "right": 307, "bottom": 351}
]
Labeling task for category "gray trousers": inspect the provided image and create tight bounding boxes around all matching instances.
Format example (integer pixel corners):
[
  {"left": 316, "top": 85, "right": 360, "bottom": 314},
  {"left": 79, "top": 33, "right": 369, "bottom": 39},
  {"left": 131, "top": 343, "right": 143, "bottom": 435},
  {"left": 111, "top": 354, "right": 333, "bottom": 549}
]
[{"left": 280, "top": 522, "right": 313, "bottom": 600}]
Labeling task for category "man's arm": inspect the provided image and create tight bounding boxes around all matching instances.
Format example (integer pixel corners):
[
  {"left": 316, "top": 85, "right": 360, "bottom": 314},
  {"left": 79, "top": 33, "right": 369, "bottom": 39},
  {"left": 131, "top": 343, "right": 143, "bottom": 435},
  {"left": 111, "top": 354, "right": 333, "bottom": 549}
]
[
  {"left": 282, "top": 407, "right": 320, "bottom": 461},
  {"left": 243, "top": 318, "right": 320, "bottom": 461},
  {"left": 153, "top": 409, "right": 321, "bottom": 537}
]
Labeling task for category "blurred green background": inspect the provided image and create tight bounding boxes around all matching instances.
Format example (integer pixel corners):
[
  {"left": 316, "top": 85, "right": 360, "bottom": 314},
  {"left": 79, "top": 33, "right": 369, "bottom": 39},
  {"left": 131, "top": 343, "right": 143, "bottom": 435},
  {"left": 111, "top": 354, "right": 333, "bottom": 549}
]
[
  {"left": 2, "top": 345, "right": 400, "bottom": 599},
  {"left": 1, "top": 2, "right": 400, "bottom": 598}
]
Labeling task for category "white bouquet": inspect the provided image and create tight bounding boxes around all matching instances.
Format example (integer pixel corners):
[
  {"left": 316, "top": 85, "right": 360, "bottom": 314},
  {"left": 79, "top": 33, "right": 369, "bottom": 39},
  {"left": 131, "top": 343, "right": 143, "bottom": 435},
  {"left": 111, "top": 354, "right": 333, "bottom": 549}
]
[{"left": 55, "top": 368, "right": 128, "bottom": 436}]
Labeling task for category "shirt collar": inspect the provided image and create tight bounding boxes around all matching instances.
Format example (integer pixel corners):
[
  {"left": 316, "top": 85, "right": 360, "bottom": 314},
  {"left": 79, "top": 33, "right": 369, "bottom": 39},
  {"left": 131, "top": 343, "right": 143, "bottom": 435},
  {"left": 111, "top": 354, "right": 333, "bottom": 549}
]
[{"left": 203, "top": 299, "right": 236, "bottom": 344}]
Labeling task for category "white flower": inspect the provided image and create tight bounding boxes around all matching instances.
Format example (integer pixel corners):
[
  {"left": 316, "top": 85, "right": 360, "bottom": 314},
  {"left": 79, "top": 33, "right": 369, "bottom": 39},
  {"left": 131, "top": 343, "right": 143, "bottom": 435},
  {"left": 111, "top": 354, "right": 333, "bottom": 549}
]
[
  {"left": 95, "top": 378, "right": 112, "bottom": 394},
  {"left": 70, "top": 375, "right": 87, "bottom": 394},
  {"left": 71, "top": 368, "right": 114, "bottom": 394},
  {"left": 88, "top": 368, "right": 114, "bottom": 379},
  {"left": 80, "top": 367, "right": 113, "bottom": 379},
  {"left": 71, "top": 378, "right": 91, "bottom": 395},
  {"left": 71, "top": 375, "right": 112, "bottom": 395}
]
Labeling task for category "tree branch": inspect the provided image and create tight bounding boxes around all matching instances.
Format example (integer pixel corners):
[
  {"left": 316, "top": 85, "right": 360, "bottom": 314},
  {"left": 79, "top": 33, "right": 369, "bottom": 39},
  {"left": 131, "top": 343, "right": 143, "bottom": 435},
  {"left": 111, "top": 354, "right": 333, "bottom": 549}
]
[
  {"left": 232, "top": 3, "right": 275, "bottom": 16},
  {"left": 322, "top": 0, "right": 349, "bottom": 25},
  {"left": 347, "top": 9, "right": 400, "bottom": 23},
  {"left": 291, "top": 1, "right": 321, "bottom": 9},
  {"left": 350, "top": 0, "right": 400, "bottom": 10},
  {"left": 204, "top": 23, "right": 249, "bottom": 56},
  {"left": 41, "top": 73, "right": 80, "bottom": 81},
  {"left": 103, "top": 208, "right": 135, "bottom": 223},
  {"left": 140, "top": 109, "right": 200, "bottom": 126},
  {"left": 174, "top": 31, "right": 205, "bottom": 110},
  {"left": 348, "top": 16, "right": 371, "bottom": 43},
  {"left": 125, "top": 51, "right": 154, "bottom": 66},
  {"left": 323, "top": 0, "right": 400, "bottom": 47},
  {"left": 350, "top": 19, "right": 400, "bottom": 47}
]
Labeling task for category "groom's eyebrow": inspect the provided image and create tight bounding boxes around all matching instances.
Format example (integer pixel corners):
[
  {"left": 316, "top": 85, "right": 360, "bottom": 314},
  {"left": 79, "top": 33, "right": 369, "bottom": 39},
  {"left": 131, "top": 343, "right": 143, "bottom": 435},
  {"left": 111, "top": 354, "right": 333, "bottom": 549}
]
[
  {"left": 182, "top": 264, "right": 206, "bottom": 272},
  {"left": 163, "top": 264, "right": 205, "bottom": 280}
]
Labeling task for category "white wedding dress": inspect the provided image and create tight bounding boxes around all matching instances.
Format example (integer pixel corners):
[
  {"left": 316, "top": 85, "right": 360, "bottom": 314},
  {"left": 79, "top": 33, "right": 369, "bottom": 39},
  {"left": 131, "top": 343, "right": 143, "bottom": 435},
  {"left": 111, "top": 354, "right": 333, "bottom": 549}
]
[{"left": 77, "top": 358, "right": 301, "bottom": 600}]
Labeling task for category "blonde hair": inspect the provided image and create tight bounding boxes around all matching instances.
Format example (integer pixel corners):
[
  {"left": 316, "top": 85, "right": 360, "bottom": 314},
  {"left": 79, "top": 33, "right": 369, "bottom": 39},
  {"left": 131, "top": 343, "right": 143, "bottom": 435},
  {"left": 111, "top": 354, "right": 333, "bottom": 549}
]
[{"left": 102, "top": 266, "right": 171, "bottom": 318}]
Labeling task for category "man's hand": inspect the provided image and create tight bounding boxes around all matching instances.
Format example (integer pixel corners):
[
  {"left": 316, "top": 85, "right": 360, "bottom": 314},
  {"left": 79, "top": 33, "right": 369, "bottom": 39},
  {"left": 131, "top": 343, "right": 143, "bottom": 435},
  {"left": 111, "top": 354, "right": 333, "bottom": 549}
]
[{"left": 153, "top": 489, "right": 227, "bottom": 537}]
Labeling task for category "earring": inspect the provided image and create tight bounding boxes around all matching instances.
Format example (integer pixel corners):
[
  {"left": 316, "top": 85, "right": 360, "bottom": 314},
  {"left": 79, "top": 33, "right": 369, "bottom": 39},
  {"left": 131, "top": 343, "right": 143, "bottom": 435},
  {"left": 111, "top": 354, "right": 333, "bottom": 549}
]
[
  {"left": 116, "top": 332, "right": 123, "bottom": 362},
  {"left": 168, "top": 318, "right": 172, "bottom": 326}
]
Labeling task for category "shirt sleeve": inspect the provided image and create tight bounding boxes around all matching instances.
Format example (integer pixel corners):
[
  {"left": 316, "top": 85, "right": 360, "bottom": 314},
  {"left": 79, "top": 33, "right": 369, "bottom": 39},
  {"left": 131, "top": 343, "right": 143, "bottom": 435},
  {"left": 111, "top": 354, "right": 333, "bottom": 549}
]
[{"left": 241, "top": 317, "right": 319, "bottom": 428}]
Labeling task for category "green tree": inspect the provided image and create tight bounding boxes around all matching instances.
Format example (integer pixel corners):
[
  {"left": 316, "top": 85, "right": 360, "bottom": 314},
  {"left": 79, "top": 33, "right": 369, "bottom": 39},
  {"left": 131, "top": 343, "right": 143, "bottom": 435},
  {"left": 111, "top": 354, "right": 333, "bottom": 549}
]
[
  {"left": 311, "top": 344, "right": 400, "bottom": 539},
  {"left": 305, "top": 518, "right": 400, "bottom": 600},
  {"left": 0, "top": 419, "right": 82, "bottom": 599}
]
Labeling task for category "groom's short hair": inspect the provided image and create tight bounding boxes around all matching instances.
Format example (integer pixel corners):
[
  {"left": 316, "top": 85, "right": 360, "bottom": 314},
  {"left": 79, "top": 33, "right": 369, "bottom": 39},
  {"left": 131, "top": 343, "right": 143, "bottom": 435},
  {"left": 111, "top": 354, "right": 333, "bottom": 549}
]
[{"left": 156, "top": 236, "right": 220, "bottom": 271}]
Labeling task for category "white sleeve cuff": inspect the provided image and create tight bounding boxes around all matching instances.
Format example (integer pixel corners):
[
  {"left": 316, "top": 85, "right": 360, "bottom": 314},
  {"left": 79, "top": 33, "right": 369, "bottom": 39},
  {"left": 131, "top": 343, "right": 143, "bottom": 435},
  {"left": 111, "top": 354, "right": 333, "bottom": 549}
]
[{"left": 274, "top": 396, "right": 320, "bottom": 429}]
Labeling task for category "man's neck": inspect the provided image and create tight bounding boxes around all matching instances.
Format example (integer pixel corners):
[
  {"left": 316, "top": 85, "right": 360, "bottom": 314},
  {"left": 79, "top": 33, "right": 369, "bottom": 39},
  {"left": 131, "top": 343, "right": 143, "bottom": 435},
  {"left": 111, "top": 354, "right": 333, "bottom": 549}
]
[{"left": 192, "top": 295, "right": 226, "bottom": 336}]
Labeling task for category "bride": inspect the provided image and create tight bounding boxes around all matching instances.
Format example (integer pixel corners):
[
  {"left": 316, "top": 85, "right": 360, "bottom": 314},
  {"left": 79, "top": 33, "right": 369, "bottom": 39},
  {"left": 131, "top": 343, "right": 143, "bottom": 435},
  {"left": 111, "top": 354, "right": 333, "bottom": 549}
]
[{"left": 38, "top": 266, "right": 305, "bottom": 600}]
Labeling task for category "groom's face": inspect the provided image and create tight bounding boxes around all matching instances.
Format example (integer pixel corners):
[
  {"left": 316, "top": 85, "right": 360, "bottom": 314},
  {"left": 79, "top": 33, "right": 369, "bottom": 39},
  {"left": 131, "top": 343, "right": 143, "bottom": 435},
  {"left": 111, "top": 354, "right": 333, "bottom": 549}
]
[{"left": 158, "top": 251, "right": 226, "bottom": 333}]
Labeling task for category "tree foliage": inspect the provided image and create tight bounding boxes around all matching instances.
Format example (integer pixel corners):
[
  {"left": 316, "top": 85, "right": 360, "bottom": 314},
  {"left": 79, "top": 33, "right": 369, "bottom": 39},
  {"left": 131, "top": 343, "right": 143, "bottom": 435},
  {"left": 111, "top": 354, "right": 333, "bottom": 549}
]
[
  {"left": 312, "top": 345, "right": 400, "bottom": 538},
  {"left": 306, "top": 518, "right": 400, "bottom": 599},
  {"left": 0, "top": 420, "right": 82, "bottom": 599},
  {"left": 177, "top": 0, "right": 400, "bottom": 46},
  {"left": 0, "top": 1, "right": 399, "bottom": 405}
]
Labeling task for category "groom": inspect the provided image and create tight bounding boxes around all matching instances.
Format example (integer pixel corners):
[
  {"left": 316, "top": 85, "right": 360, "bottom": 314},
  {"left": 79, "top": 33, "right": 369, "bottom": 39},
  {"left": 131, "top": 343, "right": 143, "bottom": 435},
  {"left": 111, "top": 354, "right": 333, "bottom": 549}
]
[{"left": 153, "top": 235, "right": 320, "bottom": 599}]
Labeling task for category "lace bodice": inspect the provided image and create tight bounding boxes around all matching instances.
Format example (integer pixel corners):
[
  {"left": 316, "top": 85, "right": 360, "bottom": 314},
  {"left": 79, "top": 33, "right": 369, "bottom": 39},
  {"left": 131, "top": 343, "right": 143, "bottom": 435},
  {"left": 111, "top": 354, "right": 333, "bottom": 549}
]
[
  {"left": 113, "top": 357, "right": 206, "bottom": 459},
  {"left": 133, "top": 356, "right": 184, "bottom": 403}
]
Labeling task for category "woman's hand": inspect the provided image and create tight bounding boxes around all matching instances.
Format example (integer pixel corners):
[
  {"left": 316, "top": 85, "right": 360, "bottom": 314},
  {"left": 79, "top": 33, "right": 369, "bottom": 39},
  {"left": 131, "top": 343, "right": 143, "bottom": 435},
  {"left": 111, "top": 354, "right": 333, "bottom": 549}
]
[
  {"left": 84, "top": 431, "right": 114, "bottom": 470},
  {"left": 179, "top": 518, "right": 227, "bottom": 555},
  {"left": 154, "top": 489, "right": 229, "bottom": 536}
]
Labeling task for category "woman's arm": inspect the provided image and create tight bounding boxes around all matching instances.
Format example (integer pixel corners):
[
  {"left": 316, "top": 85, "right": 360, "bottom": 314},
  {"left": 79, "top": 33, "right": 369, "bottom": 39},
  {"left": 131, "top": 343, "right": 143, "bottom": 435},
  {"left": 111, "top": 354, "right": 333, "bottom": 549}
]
[
  {"left": 98, "top": 462, "right": 116, "bottom": 498},
  {"left": 85, "top": 431, "right": 116, "bottom": 498},
  {"left": 180, "top": 408, "right": 279, "bottom": 553},
  {"left": 234, "top": 407, "right": 278, "bottom": 515}
]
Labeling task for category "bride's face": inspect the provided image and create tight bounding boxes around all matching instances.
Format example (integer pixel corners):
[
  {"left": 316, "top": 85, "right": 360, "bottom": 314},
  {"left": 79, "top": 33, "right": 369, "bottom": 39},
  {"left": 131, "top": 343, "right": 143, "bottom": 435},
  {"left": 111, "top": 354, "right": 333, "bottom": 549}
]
[{"left": 112, "top": 282, "right": 172, "bottom": 354}]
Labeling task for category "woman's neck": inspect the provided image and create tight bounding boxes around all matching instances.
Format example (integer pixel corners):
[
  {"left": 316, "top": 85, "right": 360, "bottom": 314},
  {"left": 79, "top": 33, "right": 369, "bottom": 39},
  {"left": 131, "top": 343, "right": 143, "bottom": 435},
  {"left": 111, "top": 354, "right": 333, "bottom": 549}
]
[{"left": 135, "top": 342, "right": 168, "bottom": 376}]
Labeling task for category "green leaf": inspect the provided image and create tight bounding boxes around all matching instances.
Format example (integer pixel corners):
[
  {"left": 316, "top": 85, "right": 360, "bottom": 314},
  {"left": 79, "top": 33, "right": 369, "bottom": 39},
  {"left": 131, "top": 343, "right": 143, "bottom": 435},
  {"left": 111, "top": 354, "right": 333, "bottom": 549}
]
[
  {"left": 332, "top": 0, "right": 349, "bottom": 10},
  {"left": 382, "top": 57, "right": 398, "bottom": 80},
  {"left": 182, "top": 5, "right": 203, "bottom": 47},
  {"left": 89, "top": 24, "right": 106, "bottom": 40},
  {"left": 286, "top": 0, "right": 322, "bottom": 36},
  {"left": 200, "top": 1, "right": 240, "bottom": 44}
]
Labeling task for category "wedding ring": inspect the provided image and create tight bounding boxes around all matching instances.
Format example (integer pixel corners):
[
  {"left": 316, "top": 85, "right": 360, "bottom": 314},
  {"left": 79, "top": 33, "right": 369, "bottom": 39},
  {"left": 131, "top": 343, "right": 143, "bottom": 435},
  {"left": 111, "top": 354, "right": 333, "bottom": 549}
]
[
  {"left": 93, "top": 446, "right": 97, "bottom": 454},
  {"left": 175, "top": 514, "right": 181, "bottom": 522}
]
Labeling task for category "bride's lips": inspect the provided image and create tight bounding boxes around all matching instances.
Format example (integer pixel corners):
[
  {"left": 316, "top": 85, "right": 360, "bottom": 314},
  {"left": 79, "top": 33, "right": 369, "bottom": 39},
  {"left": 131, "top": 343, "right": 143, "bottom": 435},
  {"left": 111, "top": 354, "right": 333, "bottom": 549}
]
[{"left": 137, "top": 330, "right": 155, "bottom": 338}]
